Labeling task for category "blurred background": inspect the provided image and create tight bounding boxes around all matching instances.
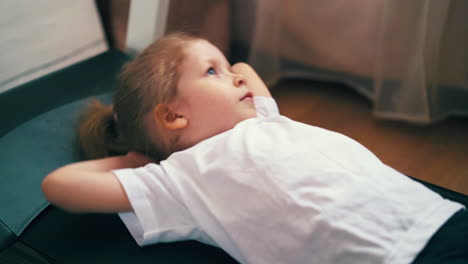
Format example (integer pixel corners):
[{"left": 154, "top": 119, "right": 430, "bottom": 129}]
[{"left": 1, "top": 0, "right": 467, "bottom": 194}]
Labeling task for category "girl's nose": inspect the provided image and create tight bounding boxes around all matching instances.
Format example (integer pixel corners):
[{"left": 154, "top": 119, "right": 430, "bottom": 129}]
[{"left": 233, "top": 74, "right": 246, "bottom": 87}]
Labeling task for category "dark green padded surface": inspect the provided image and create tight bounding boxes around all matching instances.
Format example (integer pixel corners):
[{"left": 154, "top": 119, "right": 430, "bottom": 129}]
[
  {"left": 0, "top": 50, "right": 128, "bottom": 248},
  {"left": 0, "top": 241, "right": 54, "bottom": 264},
  {"left": 20, "top": 206, "right": 237, "bottom": 263},
  {"left": 0, "top": 221, "right": 15, "bottom": 252},
  {"left": 0, "top": 94, "right": 111, "bottom": 236}
]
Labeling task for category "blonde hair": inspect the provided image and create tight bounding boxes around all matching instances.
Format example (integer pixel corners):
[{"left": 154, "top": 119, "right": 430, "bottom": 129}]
[{"left": 79, "top": 32, "right": 200, "bottom": 161}]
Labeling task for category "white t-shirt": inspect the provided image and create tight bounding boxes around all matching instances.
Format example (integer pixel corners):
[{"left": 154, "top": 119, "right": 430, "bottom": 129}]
[{"left": 114, "top": 97, "right": 463, "bottom": 264}]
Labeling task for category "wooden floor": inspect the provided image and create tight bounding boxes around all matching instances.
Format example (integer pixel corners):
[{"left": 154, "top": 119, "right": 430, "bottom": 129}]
[{"left": 271, "top": 79, "right": 468, "bottom": 195}]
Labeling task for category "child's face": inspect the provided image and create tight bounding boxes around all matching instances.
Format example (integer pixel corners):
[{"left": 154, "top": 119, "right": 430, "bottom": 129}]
[{"left": 175, "top": 40, "right": 257, "bottom": 144}]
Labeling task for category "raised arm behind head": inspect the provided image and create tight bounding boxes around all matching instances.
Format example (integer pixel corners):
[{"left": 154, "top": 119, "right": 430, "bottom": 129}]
[
  {"left": 42, "top": 152, "right": 152, "bottom": 213},
  {"left": 43, "top": 33, "right": 201, "bottom": 213}
]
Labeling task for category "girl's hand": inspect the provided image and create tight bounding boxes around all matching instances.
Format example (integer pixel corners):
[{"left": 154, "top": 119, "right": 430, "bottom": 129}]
[{"left": 232, "top": 63, "right": 272, "bottom": 98}]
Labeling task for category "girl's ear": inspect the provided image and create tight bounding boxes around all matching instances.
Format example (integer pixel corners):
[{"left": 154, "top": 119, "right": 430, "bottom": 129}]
[{"left": 153, "top": 104, "right": 188, "bottom": 130}]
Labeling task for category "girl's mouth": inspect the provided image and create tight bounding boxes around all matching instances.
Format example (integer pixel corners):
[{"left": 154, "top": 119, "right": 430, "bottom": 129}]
[{"left": 240, "top": 92, "right": 254, "bottom": 101}]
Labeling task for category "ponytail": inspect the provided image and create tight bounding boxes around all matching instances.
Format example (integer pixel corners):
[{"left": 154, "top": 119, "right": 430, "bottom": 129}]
[
  {"left": 77, "top": 33, "right": 201, "bottom": 161},
  {"left": 78, "top": 99, "right": 128, "bottom": 159}
]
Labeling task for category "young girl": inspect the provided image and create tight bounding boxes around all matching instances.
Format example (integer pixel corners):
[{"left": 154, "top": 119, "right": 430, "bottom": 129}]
[{"left": 42, "top": 33, "right": 467, "bottom": 264}]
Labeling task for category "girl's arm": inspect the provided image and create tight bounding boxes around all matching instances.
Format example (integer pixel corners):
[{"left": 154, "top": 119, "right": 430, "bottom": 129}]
[
  {"left": 232, "top": 63, "right": 272, "bottom": 98},
  {"left": 41, "top": 152, "right": 151, "bottom": 213}
]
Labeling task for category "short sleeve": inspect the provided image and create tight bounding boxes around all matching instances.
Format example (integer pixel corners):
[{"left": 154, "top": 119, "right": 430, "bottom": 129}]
[
  {"left": 254, "top": 96, "right": 280, "bottom": 118},
  {"left": 113, "top": 164, "right": 201, "bottom": 246}
]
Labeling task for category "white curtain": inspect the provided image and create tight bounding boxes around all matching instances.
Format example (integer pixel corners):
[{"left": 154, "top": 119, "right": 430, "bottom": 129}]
[{"left": 245, "top": 0, "right": 468, "bottom": 124}]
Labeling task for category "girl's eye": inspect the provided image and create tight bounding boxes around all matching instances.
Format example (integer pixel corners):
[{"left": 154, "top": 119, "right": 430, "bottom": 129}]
[{"left": 207, "top": 67, "right": 216, "bottom": 75}]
